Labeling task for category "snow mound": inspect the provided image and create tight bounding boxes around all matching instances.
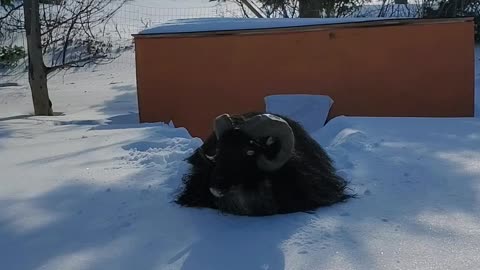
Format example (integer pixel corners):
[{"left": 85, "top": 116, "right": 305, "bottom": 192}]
[
  {"left": 122, "top": 137, "right": 201, "bottom": 168},
  {"left": 265, "top": 94, "right": 333, "bottom": 133}
]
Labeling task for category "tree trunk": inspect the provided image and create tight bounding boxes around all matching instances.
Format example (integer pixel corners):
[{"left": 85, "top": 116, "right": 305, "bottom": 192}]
[{"left": 23, "top": 0, "right": 53, "bottom": 116}]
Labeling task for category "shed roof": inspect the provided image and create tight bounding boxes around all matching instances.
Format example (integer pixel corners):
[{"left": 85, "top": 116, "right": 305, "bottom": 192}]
[{"left": 133, "top": 17, "right": 472, "bottom": 37}]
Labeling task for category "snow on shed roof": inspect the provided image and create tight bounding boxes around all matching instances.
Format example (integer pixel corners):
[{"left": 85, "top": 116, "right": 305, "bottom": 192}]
[{"left": 135, "top": 17, "right": 406, "bottom": 36}]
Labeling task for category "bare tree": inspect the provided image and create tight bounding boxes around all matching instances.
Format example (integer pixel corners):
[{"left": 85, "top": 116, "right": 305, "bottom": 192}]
[
  {"left": 1, "top": 0, "right": 127, "bottom": 115},
  {"left": 39, "top": 0, "right": 128, "bottom": 73},
  {"left": 212, "top": 0, "right": 368, "bottom": 18},
  {"left": 251, "top": 0, "right": 300, "bottom": 17},
  {"left": 293, "top": 0, "right": 368, "bottom": 17},
  {"left": 1, "top": 1, "right": 24, "bottom": 42},
  {"left": 24, "top": 0, "right": 51, "bottom": 115},
  {"left": 212, "top": 0, "right": 265, "bottom": 17}
]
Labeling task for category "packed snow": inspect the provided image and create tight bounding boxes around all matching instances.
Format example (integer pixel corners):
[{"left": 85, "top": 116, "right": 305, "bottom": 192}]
[{"left": 1, "top": 2, "right": 480, "bottom": 269}]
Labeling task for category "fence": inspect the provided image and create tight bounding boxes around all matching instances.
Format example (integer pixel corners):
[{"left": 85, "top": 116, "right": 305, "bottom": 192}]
[{"left": 0, "top": 1, "right": 422, "bottom": 85}]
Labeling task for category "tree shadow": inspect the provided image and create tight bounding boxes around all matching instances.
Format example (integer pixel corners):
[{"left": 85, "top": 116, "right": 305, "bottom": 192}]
[
  {"left": 0, "top": 123, "right": 11, "bottom": 137},
  {"left": 0, "top": 114, "right": 33, "bottom": 121},
  {"left": 90, "top": 84, "right": 138, "bottom": 117},
  {"left": 0, "top": 180, "right": 195, "bottom": 270},
  {"left": 110, "top": 84, "right": 137, "bottom": 92},
  {"left": 0, "top": 112, "right": 65, "bottom": 122},
  {"left": 0, "top": 123, "right": 12, "bottom": 149},
  {"left": 81, "top": 82, "right": 147, "bottom": 130},
  {"left": 0, "top": 144, "right": 308, "bottom": 270},
  {"left": 173, "top": 215, "right": 297, "bottom": 270},
  {"left": 89, "top": 112, "right": 146, "bottom": 131},
  {"left": 0, "top": 82, "right": 21, "bottom": 87},
  {"left": 17, "top": 140, "right": 126, "bottom": 166},
  {"left": 29, "top": 81, "right": 148, "bottom": 131},
  {"left": 0, "top": 64, "right": 27, "bottom": 85},
  {"left": 90, "top": 92, "right": 138, "bottom": 116}
]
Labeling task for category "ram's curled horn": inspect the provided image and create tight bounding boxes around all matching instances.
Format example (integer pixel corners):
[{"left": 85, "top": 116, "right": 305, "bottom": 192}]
[
  {"left": 240, "top": 114, "right": 295, "bottom": 171},
  {"left": 213, "top": 113, "right": 234, "bottom": 139}
]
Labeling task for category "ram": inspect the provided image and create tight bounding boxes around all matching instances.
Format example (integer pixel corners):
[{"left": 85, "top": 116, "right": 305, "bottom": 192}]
[{"left": 175, "top": 112, "right": 351, "bottom": 216}]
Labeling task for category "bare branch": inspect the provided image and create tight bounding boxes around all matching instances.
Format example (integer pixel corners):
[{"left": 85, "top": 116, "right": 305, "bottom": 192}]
[
  {"left": 46, "top": 54, "right": 114, "bottom": 74},
  {"left": 0, "top": 2, "right": 22, "bottom": 21},
  {"left": 235, "top": 0, "right": 252, "bottom": 17}
]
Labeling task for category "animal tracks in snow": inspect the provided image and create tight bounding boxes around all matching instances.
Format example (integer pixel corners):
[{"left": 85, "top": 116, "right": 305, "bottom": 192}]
[{"left": 120, "top": 137, "right": 201, "bottom": 168}]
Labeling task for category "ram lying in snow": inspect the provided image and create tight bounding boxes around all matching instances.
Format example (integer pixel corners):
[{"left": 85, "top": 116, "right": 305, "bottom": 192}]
[{"left": 175, "top": 112, "right": 351, "bottom": 216}]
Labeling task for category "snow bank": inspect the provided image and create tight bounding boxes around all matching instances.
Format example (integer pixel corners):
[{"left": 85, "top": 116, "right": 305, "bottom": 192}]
[{"left": 265, "top": 94, "right": 333, "bottom": 133}]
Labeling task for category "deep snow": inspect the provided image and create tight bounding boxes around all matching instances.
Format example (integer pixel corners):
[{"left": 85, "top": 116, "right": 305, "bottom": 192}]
[{"left": 1, "top": 5, "right": 480, "bottom": 270}]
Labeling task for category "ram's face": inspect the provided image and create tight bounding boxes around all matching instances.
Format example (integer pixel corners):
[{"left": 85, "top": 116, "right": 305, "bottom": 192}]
[
  {"left": 208, "top": 129, "right": 266, "bottom": 197},
  {"left": 204, "top": 113, "right": 295, "bottom": 199}
]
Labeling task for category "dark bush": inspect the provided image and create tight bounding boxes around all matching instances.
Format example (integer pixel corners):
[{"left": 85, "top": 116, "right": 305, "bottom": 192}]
[
  {"left": 0, "top": 45, "right": 26, "bottom": 67},
  {"left": 421, "top": 0, "right": 480, "bottom": 42}
]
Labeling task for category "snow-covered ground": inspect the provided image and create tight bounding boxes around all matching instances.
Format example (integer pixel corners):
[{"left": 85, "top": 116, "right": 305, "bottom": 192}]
[{"left": 1, "top": 6, "right": 480, "bottom": 270}]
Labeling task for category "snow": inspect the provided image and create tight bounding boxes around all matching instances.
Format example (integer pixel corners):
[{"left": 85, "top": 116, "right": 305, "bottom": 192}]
[
  {"left": 126, "top": 0, "right": 219, "bottom": 9},
  {"left": 137, "top": 17, "right": 401, "bottom": 35},
  {"left": 2, "top": 61, "right": 479, "bottom": 270},
  {"left": 265, "top": 94, "right": 333, "bottom": 134},
  {"left": 1, "top": 1, "right": 480, "bottom": 269}
]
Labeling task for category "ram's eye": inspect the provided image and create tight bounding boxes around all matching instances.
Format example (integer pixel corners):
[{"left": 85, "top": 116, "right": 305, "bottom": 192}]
[
  {"left": 266, "top": 136, "right": 275, "bottom": 146},
  {"left": 246, "top": 149, "right": 255, "bottom": 156}
]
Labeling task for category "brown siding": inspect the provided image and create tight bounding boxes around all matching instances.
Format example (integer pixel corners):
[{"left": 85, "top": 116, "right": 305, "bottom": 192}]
[{"left": 134, "top": 19, "right": 475, "bottom": 140}]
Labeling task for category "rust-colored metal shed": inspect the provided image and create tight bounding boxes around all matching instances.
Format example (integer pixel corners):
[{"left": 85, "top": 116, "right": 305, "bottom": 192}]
[{"left": 132, "top": 17, "right": 475, "bottom": 140}]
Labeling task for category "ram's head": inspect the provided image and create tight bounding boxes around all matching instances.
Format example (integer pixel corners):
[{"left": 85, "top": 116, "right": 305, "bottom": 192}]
[{"left": 205, "top": 113, "right": 295, "bottom": 198}]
